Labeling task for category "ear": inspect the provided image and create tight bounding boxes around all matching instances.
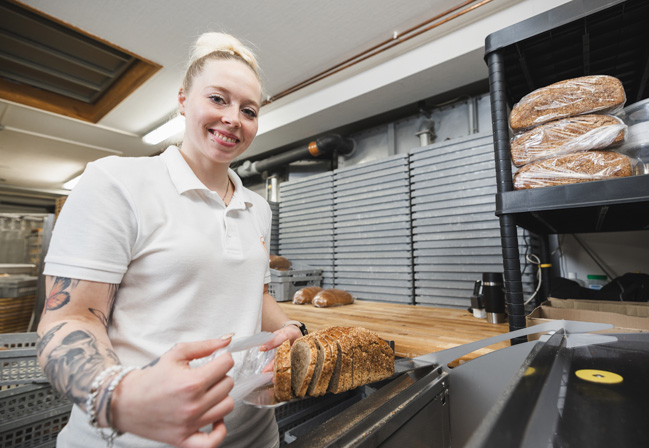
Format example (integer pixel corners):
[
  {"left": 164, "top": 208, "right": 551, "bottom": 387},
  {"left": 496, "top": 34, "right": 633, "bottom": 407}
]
[{"left": 178, "top": 87, "right": 186, "bottom": 116}]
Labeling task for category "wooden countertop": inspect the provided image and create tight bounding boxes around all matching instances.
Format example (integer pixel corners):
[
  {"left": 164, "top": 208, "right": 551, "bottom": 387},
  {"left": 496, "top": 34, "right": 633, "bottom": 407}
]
[{"left": 279, "top": 300, "right": 511, "bottom": 362}]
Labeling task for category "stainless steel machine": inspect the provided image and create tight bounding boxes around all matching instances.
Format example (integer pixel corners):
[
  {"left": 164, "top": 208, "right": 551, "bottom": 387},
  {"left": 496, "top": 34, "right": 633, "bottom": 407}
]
[{"left": 264, "top": 320, "right": 649, "bottom": 447}]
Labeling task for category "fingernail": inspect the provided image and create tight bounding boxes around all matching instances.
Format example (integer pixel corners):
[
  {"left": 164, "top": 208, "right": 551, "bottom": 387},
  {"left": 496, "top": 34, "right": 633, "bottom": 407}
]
[{"left": 220, "top": 332, "right": 235, "bottom": 340}]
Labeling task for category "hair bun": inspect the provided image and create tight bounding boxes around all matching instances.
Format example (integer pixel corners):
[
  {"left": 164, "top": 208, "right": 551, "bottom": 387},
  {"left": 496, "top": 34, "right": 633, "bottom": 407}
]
[{"left": 191, "top": 32, "right": 258, "bottom": 74}]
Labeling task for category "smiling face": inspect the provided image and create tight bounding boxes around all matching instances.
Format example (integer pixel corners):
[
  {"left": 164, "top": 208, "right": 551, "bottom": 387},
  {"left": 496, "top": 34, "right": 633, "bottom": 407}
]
[{"left": 178, "top": 58, "right": 261, "bottom": 169}]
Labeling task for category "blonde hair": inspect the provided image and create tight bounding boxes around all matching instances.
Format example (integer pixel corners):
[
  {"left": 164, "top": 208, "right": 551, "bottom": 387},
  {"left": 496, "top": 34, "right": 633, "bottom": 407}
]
[{"left": 183, "top": 32, "right": 261, "bottom": 93}]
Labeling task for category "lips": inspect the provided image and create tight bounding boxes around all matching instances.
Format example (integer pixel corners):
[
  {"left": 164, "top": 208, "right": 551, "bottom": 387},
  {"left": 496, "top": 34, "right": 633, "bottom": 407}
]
[{"left": 209, "top": 129, "right": 239, "bottom": 144}]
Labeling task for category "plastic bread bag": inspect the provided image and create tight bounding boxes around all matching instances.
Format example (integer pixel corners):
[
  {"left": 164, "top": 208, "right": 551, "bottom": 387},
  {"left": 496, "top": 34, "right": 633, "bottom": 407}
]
[
  {"left": 615, "top": 98, "right": 649, "bottom": 165},
  {"left": 616, "top": 97, "right": 649, "bottom": 126},
  {"left": 312, "top": 288, "right": 355, "bottom": 308},
  {"left": 190, "top": 332, "right": 276, "bottom": 402},
  {"left": 510, "top": 114, "right": 627, "bottom": 167},
  {"left": 509, "top": 75, "right": 626, "bottom": 133},
  {"left": 513, "top": 150, "right": 637, "bottom": 190},
  {"left": 292, "top": 286, "right": 323, "bottom": 304}
]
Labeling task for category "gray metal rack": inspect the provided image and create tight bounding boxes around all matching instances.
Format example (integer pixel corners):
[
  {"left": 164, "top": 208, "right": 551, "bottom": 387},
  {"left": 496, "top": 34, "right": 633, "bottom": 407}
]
[
  {"left": 279, "top": 172, "right": 335, "bottom": 289},
  {"left": 269, "top": 201, "right": 280, "bottom": 255},
  {"left": 484, "top": 0, "right": 649, "bottom": 337},
  {"left": 0, "top": 332, "right": 72, "bottom": 447},
  {"left": 333, "top": 155, "right": 414, "bottom": 303},
  {"left": 410, "top": 133, "right": 532, "bottom": 307}
]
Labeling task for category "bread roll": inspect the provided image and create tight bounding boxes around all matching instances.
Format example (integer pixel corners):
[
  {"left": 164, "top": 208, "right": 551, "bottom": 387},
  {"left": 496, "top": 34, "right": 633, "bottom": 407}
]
[
  {"left": 509, "top": 75, "right": 626, "bottom": 132},
  {"left": 510, "top": 114, "right": 627, "bottom": 167},
  {"left": 312, "top": 289, "right": 354, "bottom": 308},
  {"left": 292, "top": 286, "right": 323, "bottom": 305},
  {"left": 269, "top": 254, "right": 291, "bottom": 271},
  {"left": 513, "top": 150, "right": 633, "bottom": 190}
]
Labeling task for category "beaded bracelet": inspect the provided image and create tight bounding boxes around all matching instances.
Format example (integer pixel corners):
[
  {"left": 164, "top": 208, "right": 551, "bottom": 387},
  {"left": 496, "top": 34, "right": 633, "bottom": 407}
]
[
  {"left": 86, "top": 365, "right": 122, "bottom": 428},
  {"left": 104, "top": 366, "right": 138, "bottom": 431},
  {"left": 86, "top": 365, "right": 139, "bottom": 448}
]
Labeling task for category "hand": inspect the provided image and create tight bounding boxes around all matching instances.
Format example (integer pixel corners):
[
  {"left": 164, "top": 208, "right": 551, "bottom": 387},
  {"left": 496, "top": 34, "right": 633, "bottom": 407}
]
[
  {"left": 111, "top": 337, "right": 235, "bottom": 448},
  {"left": 258, "top": 324, "right": 303, "bottom": 373}
]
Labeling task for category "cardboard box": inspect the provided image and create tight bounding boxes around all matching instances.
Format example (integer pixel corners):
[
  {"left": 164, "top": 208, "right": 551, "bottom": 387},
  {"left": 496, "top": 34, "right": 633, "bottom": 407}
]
[{"left": 526, "top": 297, "right": 649, "bottom": 341}]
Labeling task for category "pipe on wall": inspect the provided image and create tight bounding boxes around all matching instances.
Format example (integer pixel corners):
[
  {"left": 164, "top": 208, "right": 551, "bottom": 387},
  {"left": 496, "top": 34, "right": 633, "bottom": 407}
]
[
  {"left": 264, "top": 0, "right": 495, "bottom": 104},
  {"left": 237, "top": 134, "right": 355, "bottom": 178}
]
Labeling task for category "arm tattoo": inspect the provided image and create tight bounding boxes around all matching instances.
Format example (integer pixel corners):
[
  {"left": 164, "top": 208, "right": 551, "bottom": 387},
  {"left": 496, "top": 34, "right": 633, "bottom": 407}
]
[
  {"left": 89, "top": 308, "right": 109, "bottom": 329},
  {"left": 36, "top": 322, "right": 67, "bottom": 357},
  {"left": 44, "top": 277, "right": 79, "bottom": 312},
  {"left": 107, "top": 283, "right": 119, "bottom": 324},
  {"left": 143, "top": 357, "right": 160, "bottom": 369},
  {"left": 43, "top": 329, "right": 114, "bottom": 407},
  {"left": 88, "top": 283, "right": 120, "bottom": 329}
]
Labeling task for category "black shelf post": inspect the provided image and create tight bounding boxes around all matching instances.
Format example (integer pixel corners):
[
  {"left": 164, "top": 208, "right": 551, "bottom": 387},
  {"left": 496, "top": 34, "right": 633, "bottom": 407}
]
[{"left": 488, "top": 50, "right": 527, "bottom": 342}]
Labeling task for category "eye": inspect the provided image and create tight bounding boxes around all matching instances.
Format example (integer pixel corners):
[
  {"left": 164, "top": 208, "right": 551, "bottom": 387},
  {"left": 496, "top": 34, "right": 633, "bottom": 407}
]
[
  {"left": 209, "top": 94, "right": 226, "bottom": 105},
  {"left": 242, "top": 107, "right": 258, "bottom": 119}
]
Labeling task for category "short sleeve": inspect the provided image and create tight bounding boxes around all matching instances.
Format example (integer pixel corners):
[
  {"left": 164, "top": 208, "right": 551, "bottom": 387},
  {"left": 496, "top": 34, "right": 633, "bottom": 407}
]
[{"left": 44, "top": 160, "right": 138, "bottom": 284}]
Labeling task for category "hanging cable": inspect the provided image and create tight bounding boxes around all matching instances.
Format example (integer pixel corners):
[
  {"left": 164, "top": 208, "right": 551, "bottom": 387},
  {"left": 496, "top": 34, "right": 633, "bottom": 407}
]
[{"left": 524, "top": 253, "right": 542, "bottom": 306}]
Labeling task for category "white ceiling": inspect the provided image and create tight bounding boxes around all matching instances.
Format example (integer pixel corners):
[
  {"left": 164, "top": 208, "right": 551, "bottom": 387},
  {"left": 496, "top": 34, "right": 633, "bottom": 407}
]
[{"left": 0, "top": 0, "right": 569, "bottom": 207}]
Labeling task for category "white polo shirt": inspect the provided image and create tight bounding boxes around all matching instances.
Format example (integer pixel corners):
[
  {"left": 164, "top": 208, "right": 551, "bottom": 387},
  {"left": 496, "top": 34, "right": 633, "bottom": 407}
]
[{"left": 44, "top": 146, "right": 278, "bottom": 448}]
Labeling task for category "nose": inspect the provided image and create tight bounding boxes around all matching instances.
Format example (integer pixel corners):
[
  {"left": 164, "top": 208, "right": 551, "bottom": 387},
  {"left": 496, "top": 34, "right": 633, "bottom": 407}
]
[{"left": 221, "top": 105, "right": 241, "bottom": 128}]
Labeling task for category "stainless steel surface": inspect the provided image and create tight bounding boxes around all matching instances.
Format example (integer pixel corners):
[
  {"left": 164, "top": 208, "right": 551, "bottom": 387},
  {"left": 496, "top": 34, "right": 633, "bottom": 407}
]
[
  {"left": 486, "top": 312, "right": 506, "bottom": 324},
  {"left": 288, "top": 363, "right": 448, "bottom": 447},
  {"left": 463, "top": 331, "right": 649, "bottom": 448},
  {"left": 269, "top": 320, "right": 620, "bottom": 447},
  {"left": 30, "top": 213, "right": 55, "bottom": 332}
]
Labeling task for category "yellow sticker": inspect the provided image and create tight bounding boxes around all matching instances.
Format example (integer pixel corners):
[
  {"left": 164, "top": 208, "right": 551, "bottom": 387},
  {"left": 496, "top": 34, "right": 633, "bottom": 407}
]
[
  {"left": 575, "top": 369, "right": 623, "bottom": 384},
  {"left": 523, "top": 367, "right": 536, "bottom": 376}
]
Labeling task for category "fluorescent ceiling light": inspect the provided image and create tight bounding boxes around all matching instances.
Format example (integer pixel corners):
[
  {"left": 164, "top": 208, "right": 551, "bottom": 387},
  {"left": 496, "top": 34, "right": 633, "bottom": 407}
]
[
  {"left": 63, "top": 174, "right": 82, "bottom": 190},
  {"left": 142, "top": 116, "right": 185, "bottom": 145}
]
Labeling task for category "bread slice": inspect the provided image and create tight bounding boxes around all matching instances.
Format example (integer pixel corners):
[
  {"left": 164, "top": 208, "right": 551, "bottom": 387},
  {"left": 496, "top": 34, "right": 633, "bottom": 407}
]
[
  {"left": 305, "top": 335, "right": 325, "bottom": 397},
  {"left": 273, "top": 340, "right": 292, "bottom": 402},
  {"left": 349, "top": 327, "right": 373, "bottom": 388},
  {"left": 290, "top": 336, "right": 318, "bottom": 398},
  {"left": 321, "top": 326, "right": 394, "bottom": 390},
  {"left": 357, "top": 328, "right": 395, "bottom": 384},
  {"left": 309, "top": 333, "right": 336, "bottom": 397},
  {"left": 320, "top": 327, "right": 355, "bottom": 394}
]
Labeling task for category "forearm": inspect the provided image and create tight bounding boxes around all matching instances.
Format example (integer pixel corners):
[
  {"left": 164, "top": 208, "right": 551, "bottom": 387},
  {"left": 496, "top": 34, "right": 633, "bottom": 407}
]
[
  {"left": 37, "top": 317, "right": 120, "bottom": 413},
  {"left": 261, "top": 291, "right": 291, "bottom": 332},
  {"left": 36, "top": 276, "right": 123, "bottom": 429}
]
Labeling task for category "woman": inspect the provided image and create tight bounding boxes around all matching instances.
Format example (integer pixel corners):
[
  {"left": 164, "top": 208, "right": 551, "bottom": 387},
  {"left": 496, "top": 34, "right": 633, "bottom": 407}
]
[{"left": 36, "top": 32, "right": 303, "bottom": 448}]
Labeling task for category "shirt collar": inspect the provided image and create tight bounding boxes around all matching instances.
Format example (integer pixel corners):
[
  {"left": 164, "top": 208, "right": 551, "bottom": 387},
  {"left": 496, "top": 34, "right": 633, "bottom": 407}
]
[{"left": 161, "top": 146, "right": 253, "bottom": 209}]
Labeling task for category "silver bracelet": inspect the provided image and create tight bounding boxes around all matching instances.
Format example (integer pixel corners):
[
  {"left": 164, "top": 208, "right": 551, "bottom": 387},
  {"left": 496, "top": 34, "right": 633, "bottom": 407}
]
[
  {"left": 100, "top": 366, "right": 139, "bottom": 448},
  {"left": 86, "top": 365, "right": 122, "bottom": 427}
]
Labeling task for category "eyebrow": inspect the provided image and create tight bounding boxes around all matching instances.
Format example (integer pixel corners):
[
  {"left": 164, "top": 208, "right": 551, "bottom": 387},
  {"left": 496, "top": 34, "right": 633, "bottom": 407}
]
[{"left": 205, "top": 85, "right": 260, "bottom": 109}]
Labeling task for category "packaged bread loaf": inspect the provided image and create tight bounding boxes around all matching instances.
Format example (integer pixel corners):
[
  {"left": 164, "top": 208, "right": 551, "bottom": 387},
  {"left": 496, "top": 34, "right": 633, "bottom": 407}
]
[
  {"left": 292, "top": 286, "right": 322, "bottom": 305},
  {"left": 273, "top": 326, "right": 394, "bottom": 401},
  {"left": 269, "top": 254, "right": 291, "bottom": 271},
  {"left": 509, "top": 75, "right": 626, "bottom": 132},
  {"left": 510, "top": 114, "right": 627, "bottom": 167},
  {"left": 513, "top": 151, "right": 633, "bottom": 190},
  {"left": 312, "top": 288, "right": 354, "bottom": 308}
]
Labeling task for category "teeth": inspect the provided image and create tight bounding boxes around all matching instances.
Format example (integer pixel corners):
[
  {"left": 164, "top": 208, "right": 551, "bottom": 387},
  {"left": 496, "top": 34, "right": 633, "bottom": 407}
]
[{"left": 212, "top": 130, "right": 236, "bottom": 143}]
